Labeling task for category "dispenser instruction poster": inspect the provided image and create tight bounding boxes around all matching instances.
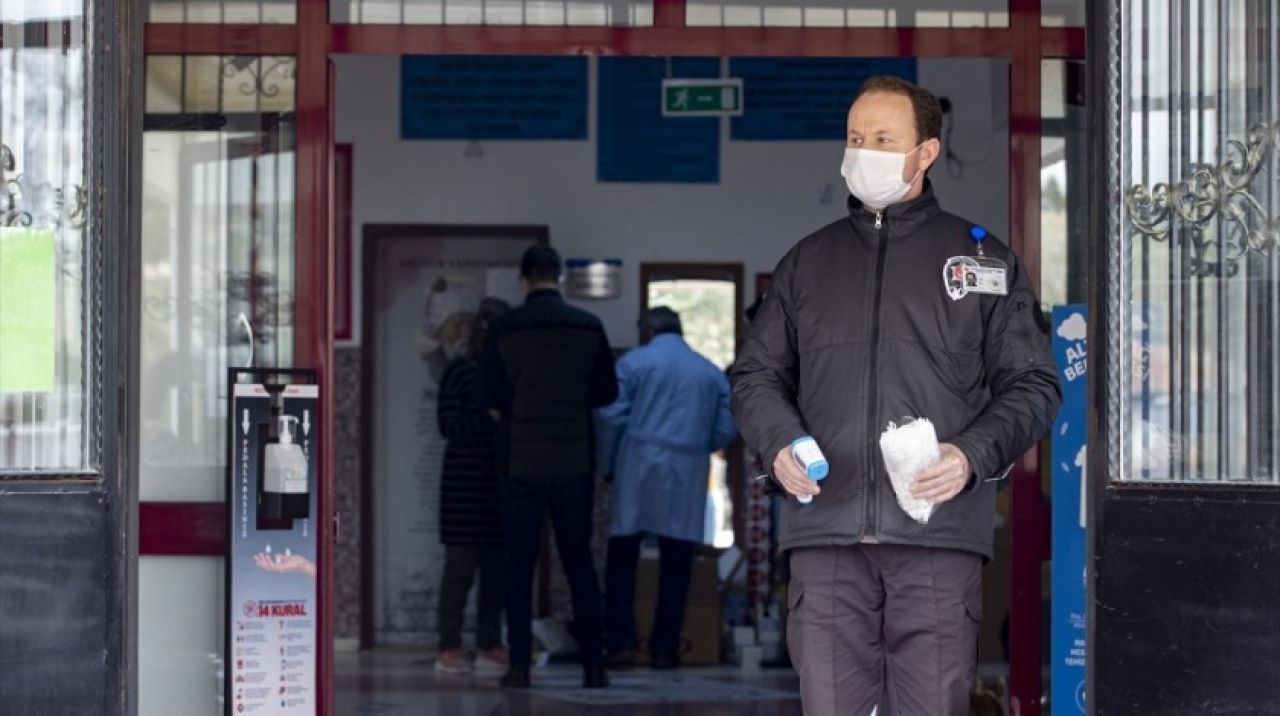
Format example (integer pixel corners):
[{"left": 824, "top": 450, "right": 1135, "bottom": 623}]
[
  {"left": 1050, "top": 306, "right": 1087, "bottom": 715},
  {"left": 370, "top": 233, "right": 535, "bottom": 644},
  {"left": 228, "top": 383, "right": 319, "bottom": 715}
]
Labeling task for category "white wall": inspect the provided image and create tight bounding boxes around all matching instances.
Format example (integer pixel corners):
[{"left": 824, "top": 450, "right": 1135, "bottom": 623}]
[{"left": 335, "top": 54, "right": 1009, "bottom": 347}]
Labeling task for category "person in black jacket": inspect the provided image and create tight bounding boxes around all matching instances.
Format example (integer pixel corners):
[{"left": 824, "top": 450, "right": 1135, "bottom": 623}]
[
  {"left": 482, "top": 245, "right": 618, "bottom": 690},
  {"left": 730, "top": 76, "right": 1062, "bottom": 716},
  {"left": 435, "top": 298, "right": 510, "bottom": 676}
]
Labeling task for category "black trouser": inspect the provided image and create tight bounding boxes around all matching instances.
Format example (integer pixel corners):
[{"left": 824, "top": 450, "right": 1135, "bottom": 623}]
[
  {"left": 787, "top": 544, "right": 983, "bottom": 716},
  {"left": 604, "top": 533, "right": 696, "bottom": 659},
  {"left": 437, "top": 544, "right": 504, "bottom": 651},
  {"left": 502, "top": 476, "right": 603, "bottom": 667}
]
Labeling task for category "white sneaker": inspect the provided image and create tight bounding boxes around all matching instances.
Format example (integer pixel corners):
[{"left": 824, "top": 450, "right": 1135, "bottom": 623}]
[{"left": 435, "top": 650, "right": 473, "bottom": 675}]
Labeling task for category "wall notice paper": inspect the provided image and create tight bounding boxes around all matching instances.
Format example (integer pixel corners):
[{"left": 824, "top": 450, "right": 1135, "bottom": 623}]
[
  {"left": 0, "top": 228, "right": 56, "bottom": 393},
  {"left": 1050, "top": 305, "right": 1088, "bottom": 714},
  {"left": 879, "top": 418, "right": 940, "bottom": 523},
  {"left": 401, "top": 55, "right": 588, "bottom": 140},
  {"left": 597, "top": 57, "right": 721, "bottom": 184}
]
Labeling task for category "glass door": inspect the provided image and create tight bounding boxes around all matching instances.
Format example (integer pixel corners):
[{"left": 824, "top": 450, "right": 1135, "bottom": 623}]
[
  {"left": 139, "top": 54, "right": 299, "bottom": 715},
  {"left": 1092, "top": 0, "right": 1279, "bottom": 711}
]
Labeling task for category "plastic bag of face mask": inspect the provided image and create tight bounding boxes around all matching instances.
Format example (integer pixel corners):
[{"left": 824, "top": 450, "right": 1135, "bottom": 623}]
[{"left": 879, "top": 418, "right": 942, "bottom": 524}]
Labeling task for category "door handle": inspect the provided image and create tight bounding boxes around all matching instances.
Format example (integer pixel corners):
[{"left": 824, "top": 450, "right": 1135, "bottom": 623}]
[{"left": 234, "top": 312, "right": 255, "bottom": 368}]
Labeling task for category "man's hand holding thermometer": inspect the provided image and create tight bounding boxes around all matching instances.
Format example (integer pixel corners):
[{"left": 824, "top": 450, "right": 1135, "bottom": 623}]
[{"left": 773, "top": 436, "right": 829, "bottom": 504}]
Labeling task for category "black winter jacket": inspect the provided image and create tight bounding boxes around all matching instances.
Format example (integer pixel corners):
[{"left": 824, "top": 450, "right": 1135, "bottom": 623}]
[
  {"left": 483, "top": 289, "right": 618, "bottom": 481},
  {"left": 730, "top": 188, "right": 1062, "bottom": 558}
]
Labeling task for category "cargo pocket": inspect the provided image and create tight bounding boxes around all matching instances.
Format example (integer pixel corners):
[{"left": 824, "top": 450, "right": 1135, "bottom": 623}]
[
  {"left": 786, "top": 580, "right": 805, "bottom": 671},
  {"left": 787, "top": 579, "right": 805, "bottom": 614},
  {"left": 962, "top": 577, "right": 984, "bottom": 624}
]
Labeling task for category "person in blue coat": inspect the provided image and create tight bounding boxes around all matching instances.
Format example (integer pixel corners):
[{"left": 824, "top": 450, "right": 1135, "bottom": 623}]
[{"left": 597, "top": 307, "right": 737, "bottom": 669}]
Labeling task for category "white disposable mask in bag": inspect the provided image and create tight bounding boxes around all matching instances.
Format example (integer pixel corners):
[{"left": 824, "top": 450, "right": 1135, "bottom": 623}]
[
  {"left": 840, "top": 145, "right": 924, "bottom": 210},
  {"left": 879, "top": 417, "right": 941, "bottom": 524}
]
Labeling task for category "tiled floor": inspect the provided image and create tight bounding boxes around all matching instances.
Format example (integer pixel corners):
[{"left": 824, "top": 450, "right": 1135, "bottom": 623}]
[{"left": 336, "top": 651, "right": 804, "bottom": 716}]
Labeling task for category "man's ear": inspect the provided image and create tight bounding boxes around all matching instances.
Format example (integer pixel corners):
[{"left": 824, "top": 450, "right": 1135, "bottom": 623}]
[{"left": 918, "top": 137, "right": 942, "bottom": 173}]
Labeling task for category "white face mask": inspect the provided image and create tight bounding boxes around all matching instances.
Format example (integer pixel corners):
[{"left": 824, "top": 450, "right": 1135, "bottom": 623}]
[{"left": 840, "top": 144, "right": 924, "bottom": 211}]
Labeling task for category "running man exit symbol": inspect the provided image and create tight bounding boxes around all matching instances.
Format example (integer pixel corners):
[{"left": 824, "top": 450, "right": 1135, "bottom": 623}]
[
  {"left": 662, "top": 79, "right": 744, "bottom": 117},
  {"left": 674, "top": 88, "right": 690, "bottom": 110}
]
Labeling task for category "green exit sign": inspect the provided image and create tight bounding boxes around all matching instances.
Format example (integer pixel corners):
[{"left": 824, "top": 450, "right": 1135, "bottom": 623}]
[{"left": 661, "top": 79, "right": 744, "bottom": 117}]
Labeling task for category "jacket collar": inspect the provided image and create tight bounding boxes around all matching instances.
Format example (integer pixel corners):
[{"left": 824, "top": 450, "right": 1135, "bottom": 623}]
[
  {"left": 525, "top": 288, "right": 563, "bottom": 303},
  {"left": 846, "top": 181, "right": 942, "bottom": 237},
  {"left": 649, "top": 333, "right": 684, "bottom": 348}
]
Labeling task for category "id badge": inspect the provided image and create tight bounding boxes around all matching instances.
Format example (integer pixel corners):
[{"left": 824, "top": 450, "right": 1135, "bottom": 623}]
[{"left": 943, "top": 256, "right": 1009, "bottom": 300}]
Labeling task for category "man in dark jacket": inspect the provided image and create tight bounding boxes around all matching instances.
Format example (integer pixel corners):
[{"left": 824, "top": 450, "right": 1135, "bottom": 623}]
[
  {"left": 730, "top": 76, "right": 1062, "bottom": 716},
  {"left": 483, "top": 245, "right": 618, "bottom": 689}
]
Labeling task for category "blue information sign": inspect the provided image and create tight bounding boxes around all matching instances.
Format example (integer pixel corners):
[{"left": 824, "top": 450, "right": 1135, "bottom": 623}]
[
  {"left": 728, "top": 58, "right": 918, "bottom": 141},
  {"left": 1051, "top": 305, "right": 1088, "bottom": 715},
  {"left": 597, "top": 57, "right": 720, "bottom": 184},
  {"left": 401, "top": 55, "right": 588, "bottom": 140}
]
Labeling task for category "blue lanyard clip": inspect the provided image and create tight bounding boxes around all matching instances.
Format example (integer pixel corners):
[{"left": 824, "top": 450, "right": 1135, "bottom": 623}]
[{"left": 969, "top": 226, "right": 988, "bottom": 256}]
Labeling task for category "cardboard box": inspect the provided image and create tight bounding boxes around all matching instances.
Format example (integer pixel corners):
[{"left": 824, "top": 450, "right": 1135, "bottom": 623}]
[{"left": 633, "top": 556, "right": 721, "bottom": 665}]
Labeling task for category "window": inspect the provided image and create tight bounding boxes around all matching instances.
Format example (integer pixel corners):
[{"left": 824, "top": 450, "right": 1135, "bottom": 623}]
[
  {"left": 140, "top": 55, "right": 297, "bottom": 500},
  {"left": 148, "top": 0, "right": 296, "bottom": 23},
  {"left": 1041, "top": 0, "right": 1083, "bottom": 27},
  {"left": 0, "top": 6, "right": 95, "bottom": 474},
  {"left": 331, "top": 0, "right": 654, "bottom": 25},
  {"left": 1040, "top": 59, "right": 1087, "bottom": 312},
  {"left": 1113, "top": 0, "right": 1279, "bottom": 482},
  {"left": 684, "top": 0, "right": 1008, "bottom": 28}
]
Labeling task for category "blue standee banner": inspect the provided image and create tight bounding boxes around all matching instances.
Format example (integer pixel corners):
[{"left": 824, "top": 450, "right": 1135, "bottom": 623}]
[
  {"left": 1051, "top": 305, "right": 1088, "bottom": 715},
  {"left": 401, "top": 55, "right": 588, "bottom": 140},
  {"left": 597, "top": 57, "right": 720, "bottom": 183},
  {"left": 728, "top": 58, "right": 917, "bottom": 141}
]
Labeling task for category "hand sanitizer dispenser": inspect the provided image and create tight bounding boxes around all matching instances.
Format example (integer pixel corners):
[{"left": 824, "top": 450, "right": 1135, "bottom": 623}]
[{"left": 260, "top": 414, "right": 310, "bottom": 522}]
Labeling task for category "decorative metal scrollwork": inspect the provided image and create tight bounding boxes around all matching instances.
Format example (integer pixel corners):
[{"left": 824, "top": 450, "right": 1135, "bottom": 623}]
[
  {"left": 222, "top": 56, "right": 295, "bottom": 100},
  {"left": 0, "top": 141, "right": 87, "bottom": 230},
  {"left": 1126, "top": 121, "right": 1280, "bottom": 277},
  {"left": 0, "top": 143, "right": 32, "bottom": 228}
]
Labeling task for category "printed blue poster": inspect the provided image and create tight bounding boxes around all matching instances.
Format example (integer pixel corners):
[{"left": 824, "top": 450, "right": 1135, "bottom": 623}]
[
  {"left": 227, "top": 377, "right": 320, "bottom": 716},
  {"left": 728, "top": 58, "right": 918, "bottom": 141},
  {"left": 1051, "top": 305, "right": 1088, "bottom": 715},
  {"left": 401, "top": 56, "right": 588, "bottom": 140},
  {"left": 597, "top": 57, "right": 720, "bottom": 183}
]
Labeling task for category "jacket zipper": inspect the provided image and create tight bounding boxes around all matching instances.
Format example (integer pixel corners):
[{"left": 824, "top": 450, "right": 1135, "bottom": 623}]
[{"left": 865, "top": 210, "right": 889, "bottom": 536}]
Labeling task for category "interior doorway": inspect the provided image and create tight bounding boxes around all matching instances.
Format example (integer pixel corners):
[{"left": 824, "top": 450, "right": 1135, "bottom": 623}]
[
  {"left": 641, "top": 262, "right": 744, "bottom": 550},
  {"left": 358, "top": 223, "right": 546, "bottom": 647}
]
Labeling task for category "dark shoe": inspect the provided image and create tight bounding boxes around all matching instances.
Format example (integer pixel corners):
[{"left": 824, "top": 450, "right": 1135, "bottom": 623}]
[
  {"left": 582, "top": 663, "right": 611, "bottom": 689},
  {"left": 605, "top": 648, "right": 636, "bottom": 669},
  {"left": 500, "top": 665, "right": 531, "bottom": 689},
  {"left": 650, "top": 652, "right": 681, "bottom": 670}
]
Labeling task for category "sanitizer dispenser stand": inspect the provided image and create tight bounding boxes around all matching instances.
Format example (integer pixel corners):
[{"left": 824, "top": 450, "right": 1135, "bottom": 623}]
[{"left": 226, "top": 368, "right": 320, "bottom": 716}]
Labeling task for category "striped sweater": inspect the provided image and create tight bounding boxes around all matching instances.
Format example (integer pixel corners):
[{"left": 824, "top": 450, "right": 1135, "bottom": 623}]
[{"left": 437, "top": 358, "right": 502, "bottom": 546}]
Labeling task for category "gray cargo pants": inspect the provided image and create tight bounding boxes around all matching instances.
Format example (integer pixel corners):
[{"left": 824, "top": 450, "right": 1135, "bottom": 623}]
[{"left": 787, "top": 544, "right": 983, "bottom": 716}]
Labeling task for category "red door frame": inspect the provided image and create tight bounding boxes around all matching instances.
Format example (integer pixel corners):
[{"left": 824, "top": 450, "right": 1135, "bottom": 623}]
[{"left": 141, "top": 1, "right": 1078, "bottom": 714}]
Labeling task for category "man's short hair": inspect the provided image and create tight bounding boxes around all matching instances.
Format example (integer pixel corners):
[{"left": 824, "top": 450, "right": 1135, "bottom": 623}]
[
  {"left": 640, "top": 306, "right": 683, "bottom": 337},
  {"left": 521, "top": 245, "right": 562, "bottom": 284},
  {"left": 855, "top": 75, "right": 943, "bottom": 145}
]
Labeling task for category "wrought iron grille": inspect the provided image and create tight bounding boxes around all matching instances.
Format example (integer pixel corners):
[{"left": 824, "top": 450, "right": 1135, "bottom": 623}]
[{"left": 1116, "top": 0, "right": 1279, "bottom": 483}]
